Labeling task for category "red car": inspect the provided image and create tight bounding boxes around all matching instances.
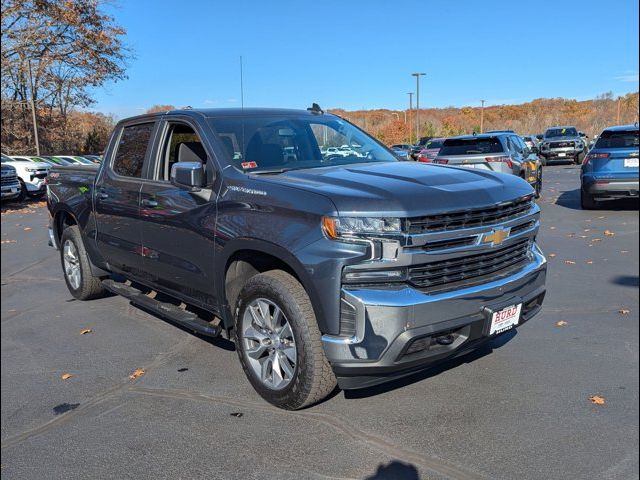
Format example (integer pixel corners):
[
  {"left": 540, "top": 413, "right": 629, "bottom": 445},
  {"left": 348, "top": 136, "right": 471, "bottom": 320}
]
[{"left": 416, "top": 137, "right": 446, "bottom": 162}]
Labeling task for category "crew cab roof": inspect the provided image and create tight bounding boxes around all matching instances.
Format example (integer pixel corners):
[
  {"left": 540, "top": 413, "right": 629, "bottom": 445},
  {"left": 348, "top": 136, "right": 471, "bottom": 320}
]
[
  {"left": 444, "top": 133, "right": 509, "bottom": 141},
  {"left": 115, "top": 108, "right": 332, "bottom": 125}
]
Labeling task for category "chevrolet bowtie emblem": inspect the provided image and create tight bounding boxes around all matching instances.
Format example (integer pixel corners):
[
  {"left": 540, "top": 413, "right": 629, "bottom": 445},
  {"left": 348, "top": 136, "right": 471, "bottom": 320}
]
[{"left": 482, "top": 227, "right": 510, "bottom": 246}]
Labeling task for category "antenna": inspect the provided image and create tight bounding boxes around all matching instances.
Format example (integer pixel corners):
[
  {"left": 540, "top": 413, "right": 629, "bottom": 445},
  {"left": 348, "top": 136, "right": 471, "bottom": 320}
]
[{"left": 240, "top": 55, "right": 244, "bottom": 111}]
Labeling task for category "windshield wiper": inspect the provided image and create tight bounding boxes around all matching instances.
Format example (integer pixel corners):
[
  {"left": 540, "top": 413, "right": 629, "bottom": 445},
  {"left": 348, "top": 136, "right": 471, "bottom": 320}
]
[{"left": 249, "top": 168, "right": 293, "bottom": 175}]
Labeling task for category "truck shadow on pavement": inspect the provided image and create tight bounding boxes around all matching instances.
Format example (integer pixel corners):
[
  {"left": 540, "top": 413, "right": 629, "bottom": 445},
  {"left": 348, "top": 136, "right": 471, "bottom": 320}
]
[
  {"left": 364, "top": 460, "right": 420, "bottom": 479},
  {"left": 344, "top": 330, "right": 517, "bottom": 400},
  {"left": 556, "top": 188, "right": 639, "bottom": 211}
]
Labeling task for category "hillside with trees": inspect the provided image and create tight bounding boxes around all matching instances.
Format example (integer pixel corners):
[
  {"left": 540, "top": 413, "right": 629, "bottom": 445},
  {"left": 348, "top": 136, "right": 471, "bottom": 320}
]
[{"left": 331, "top": 92, "right": 639, "bottom": 144}]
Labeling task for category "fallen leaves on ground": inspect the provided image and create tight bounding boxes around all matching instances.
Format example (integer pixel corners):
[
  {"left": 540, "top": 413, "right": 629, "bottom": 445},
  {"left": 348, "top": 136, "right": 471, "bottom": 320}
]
[
  {"left": 23, "top": 227, "right": 32, "bottom": 231},
  {"left": 549, "top": 253, "right": 557, "bottom": 258},
  {"left": 592, "top": 238, "right": 602, "bottom": 242},
  {"left": 619, "top": 309, "right": 631, "bottom": 315},
  {"left": 564, "top": 260, "right": 576, "bottom": 265},
  {"left": 589, "top": 395, "right": 605, "bottom": 405},
  {"left": 61, "top": 373, "right": 74, "bottom": 380},
  {"left": 604, "top": 230, "right": 615, "bottom": 237},
  {"left": 555, "top": 320, "right": 569, "bottom": 327},
  {"left": 0, "top": 240, "right": 16, "bottom": 244},
  {"left": 621, "top": 250, "right": 629, "bottom": 254},
  {"left": 129, "top": 368, "right": 145, "bottom": 380},
  {"left": 79, "top": 329, "right": 93, "bottom": 335},
  {"left": 586, "top": 260, "right": 593, "bottom": 264}
]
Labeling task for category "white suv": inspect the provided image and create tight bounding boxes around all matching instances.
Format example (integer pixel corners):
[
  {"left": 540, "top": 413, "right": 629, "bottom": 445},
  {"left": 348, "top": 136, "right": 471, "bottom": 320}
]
[{"left": 2, "top": 156, "right": 50, "bottom": 200}]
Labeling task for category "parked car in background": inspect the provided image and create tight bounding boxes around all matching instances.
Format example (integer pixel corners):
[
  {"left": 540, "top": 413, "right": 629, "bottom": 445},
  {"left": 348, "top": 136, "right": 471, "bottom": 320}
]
[
  {"left": 47, "top": 106, "right": 546, "bottom": 410},
  {"left": 390, "top": 144, "right": 411, "bottom": 160},
  {"left": 416, "top": 137, "right": 446, "bottom": 162},
  {"left": 1, "top": 161, "right": 22, "bottom": 201},
  {"left": 82, "top": 155, "right": 102, "bottom": 163},
  {"left": 1, "top": 154, "right": 49, "bottom": 200},
  {"left": 486, "top": 129, "right": 516, "bottom": 134},
  {"left": 580, "top": 124, "right": 639, "bottom": 209},
  {"left": 522, "top": 136, "right": 539, "bottom": 150},
  {"left": 434, "top": 133, "right": 543, "bottom": 196},
  {"left": 36, "top": 156, "right": 73, "bottom": 166},
  {"left": 409, "top": 136, "right": 432, "bottom": 160},
  {"left": 538, "top": 126, "right": 585, "bottom": 165}
]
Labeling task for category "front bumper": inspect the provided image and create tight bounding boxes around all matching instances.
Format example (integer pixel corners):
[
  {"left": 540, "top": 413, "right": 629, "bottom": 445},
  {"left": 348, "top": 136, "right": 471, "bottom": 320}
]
[
  {"left": 24, "top": 176, "right": 47, "bottom": 193},
  {"left": 583, "top": 178, "right": 639, "bottom": 199},
  {"left": 540, "top": 148, "right": 582, "bottom": 160},
  {"left": 322, "top": 244, "right": 547, "bottom": 389}
]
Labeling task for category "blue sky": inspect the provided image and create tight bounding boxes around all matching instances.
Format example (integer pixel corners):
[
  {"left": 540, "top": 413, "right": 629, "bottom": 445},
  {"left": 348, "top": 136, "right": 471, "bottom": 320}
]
[{"left": 94, "top": 0, "right": 640, "bottom": 118}]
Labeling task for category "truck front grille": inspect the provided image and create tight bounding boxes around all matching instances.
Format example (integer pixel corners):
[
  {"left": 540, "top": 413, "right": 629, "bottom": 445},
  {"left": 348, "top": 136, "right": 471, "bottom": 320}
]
[
  {"left": 405, "top": 196, "right": 533, "bottom": 233},
  {"left": 1, "top": 174, "right": 18, "bottom": 185},
  {"left": 408, "top": 239, "right": 531, "bottom": 292},
  {"left": 549, "top": 141, "right": 575, "bottom": 148}
]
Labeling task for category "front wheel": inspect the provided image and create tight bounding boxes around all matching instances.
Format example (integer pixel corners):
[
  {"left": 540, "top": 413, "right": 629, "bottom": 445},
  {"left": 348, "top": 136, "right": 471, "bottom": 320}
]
[
  {"left": 60, "top": 225, "right": 107, "bottom": 300},
  {"left": 27, "top": 191, "right": 45, "bottom": 199},
  {"left": 534, "top": 169, "right": 543, "bottom": 198},
  {"left": 234, "top": 270, "right": 337, "bottom": 410}
]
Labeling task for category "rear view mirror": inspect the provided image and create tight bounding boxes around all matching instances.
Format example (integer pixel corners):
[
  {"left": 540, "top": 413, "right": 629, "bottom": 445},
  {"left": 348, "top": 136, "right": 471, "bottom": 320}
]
[{"left": 171, "top": 162, "right": 204, "bottom": 190}]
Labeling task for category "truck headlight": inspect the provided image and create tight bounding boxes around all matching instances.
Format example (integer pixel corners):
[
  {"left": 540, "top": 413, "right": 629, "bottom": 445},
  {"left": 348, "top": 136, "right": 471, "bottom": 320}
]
[
  {"left": 322, "top": 216, "right": 401, "bottom": 239},
  {"left": 25, "top": 167, "right": 37, "bottom": 172}
]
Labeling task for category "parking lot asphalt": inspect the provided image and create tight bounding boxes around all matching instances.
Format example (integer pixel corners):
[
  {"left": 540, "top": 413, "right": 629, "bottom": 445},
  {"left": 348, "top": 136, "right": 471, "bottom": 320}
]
[{"left": 1, "top": 165, "right": 638, "bottom": 480}]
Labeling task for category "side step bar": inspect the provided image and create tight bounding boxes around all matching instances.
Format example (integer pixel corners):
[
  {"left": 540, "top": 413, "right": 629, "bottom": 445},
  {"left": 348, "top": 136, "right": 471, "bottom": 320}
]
[{"left": 102, "top": 279, "right": 222, "bottom": 337}]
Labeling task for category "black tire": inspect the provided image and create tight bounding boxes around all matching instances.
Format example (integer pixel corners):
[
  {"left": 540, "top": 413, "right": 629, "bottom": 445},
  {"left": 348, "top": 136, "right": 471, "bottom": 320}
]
[
  {"left": 581, "top": 188, "right": 597, "bottom": 210},
  {"left": 59, "top": 225, "right": 107, "bottom": 300},
  {"left": 540, "top": 157, "right": 547, "bottom": 167},
  {"left": 574, "top": 155, "right": 582, "bottom": 165},
  {"left": 16, "top": 179, "right": 27, "bottom": 201},
  {"left": 534, "top": 169, "right": 542, "bottom": 198},
  {"left": 234, "top": 270, "right": 337, "bottom": 410},
  {"left": 27, "top": 191, "right": 45, "bottom": 199}
]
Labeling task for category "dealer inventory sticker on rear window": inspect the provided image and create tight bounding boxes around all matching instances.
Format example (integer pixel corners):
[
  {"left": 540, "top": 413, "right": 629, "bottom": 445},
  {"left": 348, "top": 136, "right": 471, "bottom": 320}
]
[{"left": 241, "top": 161, "right": 258, "bottom": 169}]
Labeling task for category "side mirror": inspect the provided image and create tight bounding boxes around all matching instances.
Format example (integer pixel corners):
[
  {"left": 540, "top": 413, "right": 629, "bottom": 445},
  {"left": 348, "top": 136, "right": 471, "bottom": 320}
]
[{"left": 170, "top": 162, "right": 204, "bottom": 190}]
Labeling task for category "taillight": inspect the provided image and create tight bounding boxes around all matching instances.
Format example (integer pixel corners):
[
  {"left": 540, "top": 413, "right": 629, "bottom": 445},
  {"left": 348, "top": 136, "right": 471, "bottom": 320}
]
[
  {"left": 417, "top": 155, "right": 431, "bottom": 163},
  {"left": 486, "top": 156, "right": 513, "bottom": 169},
  {"left": 583, "top": 152, "right": 609, "bottom": 165}
]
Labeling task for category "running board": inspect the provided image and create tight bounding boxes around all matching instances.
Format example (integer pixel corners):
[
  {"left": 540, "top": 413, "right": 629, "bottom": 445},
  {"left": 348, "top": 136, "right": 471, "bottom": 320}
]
[{"left": 102, "top": 279, "right": 222, "bottom": 337}]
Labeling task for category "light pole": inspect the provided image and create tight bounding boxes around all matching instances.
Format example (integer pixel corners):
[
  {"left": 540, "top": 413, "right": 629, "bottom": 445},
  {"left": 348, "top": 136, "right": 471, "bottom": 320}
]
[
  {"left": 412, "top": 73, "right": 426, "bottom": 142},
  {"left": 407, "top": 92, "right": 414, "bottom": 143},
  {"left": 480, "top": 99, "right": 486, "bottom": 133}
]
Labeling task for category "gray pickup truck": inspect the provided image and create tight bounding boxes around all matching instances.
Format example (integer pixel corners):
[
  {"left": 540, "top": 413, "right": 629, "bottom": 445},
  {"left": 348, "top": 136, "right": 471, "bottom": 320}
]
[
  {"left": 46, "top": 106, "right": 547, "bottom": 409},
  {"left": 539, "top": 126, "right": 586, "bottom": 165}
]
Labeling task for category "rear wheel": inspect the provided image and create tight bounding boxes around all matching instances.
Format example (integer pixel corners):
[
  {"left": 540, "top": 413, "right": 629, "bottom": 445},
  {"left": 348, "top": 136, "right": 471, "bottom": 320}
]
[
  {"left": 234, "top": 270, "right": 337, "bottom": 410},
  {"left": 60, "top": 225, "right": 107, "bottom": 300},
  {"left": 581, "top": 188, "right": 597, "bottom": 210},
  {"left": 534, "top": 169, "right": 543, "bottom": 198}
]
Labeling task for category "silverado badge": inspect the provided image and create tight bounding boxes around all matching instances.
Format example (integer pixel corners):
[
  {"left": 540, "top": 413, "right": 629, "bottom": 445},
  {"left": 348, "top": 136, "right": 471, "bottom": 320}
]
[{"left": 482, "top": 226, "right": 511, "bottom": 246}]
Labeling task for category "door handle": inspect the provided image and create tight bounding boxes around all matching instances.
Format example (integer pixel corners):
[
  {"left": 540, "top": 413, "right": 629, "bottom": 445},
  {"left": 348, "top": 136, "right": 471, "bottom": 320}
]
[
  {"left": 141, "top": 199, "right": 158, "bottom": 208},
  {"left": 98, "top": 190, "right": 109, "bottom": 199}
]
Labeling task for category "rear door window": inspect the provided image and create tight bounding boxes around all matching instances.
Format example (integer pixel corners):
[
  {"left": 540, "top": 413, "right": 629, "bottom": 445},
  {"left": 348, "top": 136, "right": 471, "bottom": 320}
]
[
  {"left": 112, "top": 123, "right": 155, "bottom": 178},
  {"left": 439, "top": 137, "right": 505, "bottom": 155}
]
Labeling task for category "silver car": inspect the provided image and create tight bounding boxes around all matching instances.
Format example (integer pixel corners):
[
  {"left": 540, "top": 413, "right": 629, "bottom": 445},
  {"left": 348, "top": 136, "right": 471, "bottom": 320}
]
[{"left": 433, "top": 133, "right": 542, "bottom": 197}]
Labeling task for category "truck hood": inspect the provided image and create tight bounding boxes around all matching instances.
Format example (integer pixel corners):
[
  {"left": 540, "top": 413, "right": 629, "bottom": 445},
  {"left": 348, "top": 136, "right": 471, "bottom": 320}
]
[
  {"left": 256, "top": 161, "right": 533, "bottom": 216},
  {"left": 543, "top": 136, "right": 581, "bottom": 142}
]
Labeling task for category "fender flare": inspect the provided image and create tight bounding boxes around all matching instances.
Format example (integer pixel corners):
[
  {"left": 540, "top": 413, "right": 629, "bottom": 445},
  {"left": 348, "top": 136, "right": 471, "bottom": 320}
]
[{"left": 216, "top": 238, "right": 327, "bottom": 332}]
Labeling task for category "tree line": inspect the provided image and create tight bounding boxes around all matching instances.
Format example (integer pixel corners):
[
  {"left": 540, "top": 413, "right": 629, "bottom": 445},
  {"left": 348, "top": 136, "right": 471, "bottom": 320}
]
[
  {"left": 1, "top": 0, "right": 128, "bottom": 155},
  {"left": 332, "top": 92, "right": 639, "bottom": 145}
]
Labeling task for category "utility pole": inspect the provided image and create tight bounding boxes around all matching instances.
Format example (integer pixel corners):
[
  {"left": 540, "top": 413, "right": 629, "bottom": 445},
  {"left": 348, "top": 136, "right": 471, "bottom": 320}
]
[
  {"left": 480, "top": 99, "right": 486, "bottom": 133},
  {"left": 616, "top": 96, "right": 621, "bottom": 124},
  {"left": 27, "top": 59, "right": 40, "bottom": 156},
  {"left": 407, "top": 92, "right": 414, "bottom": 143},
  {"left": 412, "top": 73, "right": 426, "bottom": 142}
]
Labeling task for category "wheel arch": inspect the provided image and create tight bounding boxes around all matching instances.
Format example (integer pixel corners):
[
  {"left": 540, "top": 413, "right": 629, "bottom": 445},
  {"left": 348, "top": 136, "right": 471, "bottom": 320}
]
[{"left": 217, "top": 239, "right": 327, "bottom": 332}]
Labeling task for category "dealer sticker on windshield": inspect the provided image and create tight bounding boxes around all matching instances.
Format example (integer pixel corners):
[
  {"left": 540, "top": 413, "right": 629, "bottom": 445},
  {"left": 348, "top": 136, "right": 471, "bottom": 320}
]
[{"left": 489, "top": 304, "right": 522, "bottom": 335}]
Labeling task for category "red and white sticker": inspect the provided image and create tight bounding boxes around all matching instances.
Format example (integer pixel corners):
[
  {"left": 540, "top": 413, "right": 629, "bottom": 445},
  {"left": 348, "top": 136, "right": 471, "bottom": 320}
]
[{"left": 241, "top": 161, "right": 258, "bottom": 169}]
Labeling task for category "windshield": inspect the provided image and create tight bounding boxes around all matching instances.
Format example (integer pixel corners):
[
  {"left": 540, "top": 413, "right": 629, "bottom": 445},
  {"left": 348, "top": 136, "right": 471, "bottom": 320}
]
[
  {"left": 439, "top": 137, "right": 504, "bottom": 155},
  {"left": 594, "top": 130, "right": 639, "bottom": 149},
  {"left": 208, "top": 114, "right": 397, "bottom": 173},
  {"left": 545, "top": 127, "right": 577, "bottom": 138}
]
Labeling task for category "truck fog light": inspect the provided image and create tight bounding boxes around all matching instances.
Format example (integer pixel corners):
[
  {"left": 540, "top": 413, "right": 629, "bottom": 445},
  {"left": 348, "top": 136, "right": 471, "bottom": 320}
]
[{"left": 406, "top": 337, "right": 430, "bottom": 354}]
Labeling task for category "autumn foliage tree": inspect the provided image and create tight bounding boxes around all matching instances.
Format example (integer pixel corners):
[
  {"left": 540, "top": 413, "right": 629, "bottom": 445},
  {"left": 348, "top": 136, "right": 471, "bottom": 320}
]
[{"left": 1, "top": 0, "right": 129, "bottom": 154}]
